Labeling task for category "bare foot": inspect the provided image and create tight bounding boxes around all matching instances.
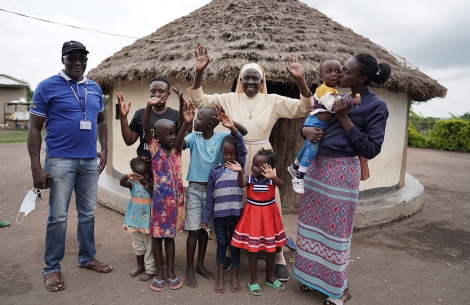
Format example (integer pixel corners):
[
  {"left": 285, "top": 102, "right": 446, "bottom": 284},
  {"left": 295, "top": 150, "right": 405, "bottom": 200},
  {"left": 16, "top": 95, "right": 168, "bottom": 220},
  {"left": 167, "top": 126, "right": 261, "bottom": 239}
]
[
  {"left": 129, "top": 266, "right": 145, "bottom": 278},
  {"left": 139, "top": 272, "right": 155, "bottom": 281},
  {"left": 214, "top": 273, "right": 224, "bottom": 293},
  {"left": 196, "top": 265, "right": 215, "bottom": 281},
  {"left": 231, "top": 274, "right": 240, "bottom": 292},
  {"left": 340, "top": 288, "right": 353, "bottom": 303},
  {"left": 185, "top": 268, "right": 197, "bottom": 288}
]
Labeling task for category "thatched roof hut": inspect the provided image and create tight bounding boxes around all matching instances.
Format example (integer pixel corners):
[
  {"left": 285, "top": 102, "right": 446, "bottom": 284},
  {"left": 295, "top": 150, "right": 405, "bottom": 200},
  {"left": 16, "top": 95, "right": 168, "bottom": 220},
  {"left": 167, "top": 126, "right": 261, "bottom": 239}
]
[
  {"left": 93, "top": 0, "right": 442, "bottom": 220},
  {"left": 88, "top": 0, "right": 446, "bottom": 102}
]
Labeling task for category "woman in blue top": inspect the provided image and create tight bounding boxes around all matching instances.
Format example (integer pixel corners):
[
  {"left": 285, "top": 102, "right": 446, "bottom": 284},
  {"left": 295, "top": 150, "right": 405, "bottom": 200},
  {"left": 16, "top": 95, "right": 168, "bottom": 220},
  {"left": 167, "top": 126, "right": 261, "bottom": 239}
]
[{"left": 292, "top": 54, "right": 391, "bottom": 305}]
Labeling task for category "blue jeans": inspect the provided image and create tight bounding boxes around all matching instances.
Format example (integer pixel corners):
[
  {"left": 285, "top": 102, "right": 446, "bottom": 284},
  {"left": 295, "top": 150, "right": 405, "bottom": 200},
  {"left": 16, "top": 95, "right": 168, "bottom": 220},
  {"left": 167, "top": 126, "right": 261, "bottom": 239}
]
[
  {"left": 214, "top": 216, "right": 240, "bottom": 268},
  {"left": 44, "top": 155, "right": 99, "bottom": 275},
  {"left": 296, "top": 115, "right": 329, "bottom": 171}
]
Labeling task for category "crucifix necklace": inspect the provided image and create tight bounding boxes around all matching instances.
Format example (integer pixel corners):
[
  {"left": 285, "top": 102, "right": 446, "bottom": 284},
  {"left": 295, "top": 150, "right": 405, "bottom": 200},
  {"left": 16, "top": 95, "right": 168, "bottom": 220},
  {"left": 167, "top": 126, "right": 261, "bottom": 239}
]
[{"left": 244, "top": 94, "right": 261, "bottom": 120}]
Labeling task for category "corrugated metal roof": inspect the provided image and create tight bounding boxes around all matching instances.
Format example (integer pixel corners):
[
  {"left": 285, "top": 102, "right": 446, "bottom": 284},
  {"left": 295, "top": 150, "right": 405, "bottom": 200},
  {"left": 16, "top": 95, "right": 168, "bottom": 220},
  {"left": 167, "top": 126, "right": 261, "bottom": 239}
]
[{"left": 0, "top": 74, "right": 26, "bottom": 87}]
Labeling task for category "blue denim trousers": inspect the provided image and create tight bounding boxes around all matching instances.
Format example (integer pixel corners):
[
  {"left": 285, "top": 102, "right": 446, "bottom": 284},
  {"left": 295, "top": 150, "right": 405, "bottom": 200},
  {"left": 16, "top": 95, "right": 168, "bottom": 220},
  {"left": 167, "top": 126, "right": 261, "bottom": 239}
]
[
  {"left": 44, "top": 155, "right": 99, "bottom": 275},
  {"left": 214, "top": 216, "right": 240, "bottom": 268},
  {"left": 296, "top": 115, "right": 329, "bottom": 169}
]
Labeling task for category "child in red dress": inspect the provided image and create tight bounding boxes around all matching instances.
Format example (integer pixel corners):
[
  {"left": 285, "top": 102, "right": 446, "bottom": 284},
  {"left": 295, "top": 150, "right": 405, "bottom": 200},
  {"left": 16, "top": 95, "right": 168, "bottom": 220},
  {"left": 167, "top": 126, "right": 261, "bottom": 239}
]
[{"left": 227, "top": 148, "right": 286, "bottom": 296}]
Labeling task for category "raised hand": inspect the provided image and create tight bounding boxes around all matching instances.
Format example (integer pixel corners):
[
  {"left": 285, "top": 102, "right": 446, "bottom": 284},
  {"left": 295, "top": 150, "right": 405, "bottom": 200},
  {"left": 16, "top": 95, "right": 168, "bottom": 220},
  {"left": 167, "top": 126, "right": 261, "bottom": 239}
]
[
  {"left": 261, "top": 163, "right": 275, "bottom": 179},
  {"left": 147, "top": 96, "right": 167, "bottom": 107},
  {"left": 127, "top": 173, "right": 143, "bottom": 181},
  {"left": 285, "top": 53, "right": 303, "bottom": 80},
  {"left": 182, "top": 99, "right": 195, "bottom": 123},
  {"left": 213, "top": 105, "right": 234, "bottom": 130},
  {"left": 225, "top": 160, "right": 243, "bottom": 172},
  {"left": 194, "top": 45, "right": 210, "bottom": 72},
  {"left": 172, "top": 84, "right": 184, "bottom": 105},
  {"left": 117, "top": 93, "right": 132, "bottom": 117}
]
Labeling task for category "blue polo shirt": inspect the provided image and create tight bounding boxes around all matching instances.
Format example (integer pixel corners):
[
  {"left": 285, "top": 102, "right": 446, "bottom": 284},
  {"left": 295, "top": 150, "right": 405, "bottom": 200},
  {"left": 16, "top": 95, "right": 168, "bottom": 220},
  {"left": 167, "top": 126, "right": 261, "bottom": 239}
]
[{"left": 30, "top": 71, "right": 104, "bottom": 158}]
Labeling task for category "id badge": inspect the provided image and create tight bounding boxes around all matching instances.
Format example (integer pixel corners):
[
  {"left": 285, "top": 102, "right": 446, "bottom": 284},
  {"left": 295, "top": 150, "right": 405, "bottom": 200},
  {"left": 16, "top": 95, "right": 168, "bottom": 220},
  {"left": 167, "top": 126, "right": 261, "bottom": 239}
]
[{"left": 80, "top": 120, "right": 92, "bottom": 130}]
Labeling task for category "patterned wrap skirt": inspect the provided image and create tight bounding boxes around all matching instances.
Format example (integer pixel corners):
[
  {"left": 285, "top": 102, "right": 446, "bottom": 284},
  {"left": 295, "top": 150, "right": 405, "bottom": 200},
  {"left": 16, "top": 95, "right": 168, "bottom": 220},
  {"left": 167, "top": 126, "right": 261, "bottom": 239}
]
[{"left": 292, "top": 156, "right": 360, "bottom": 298}]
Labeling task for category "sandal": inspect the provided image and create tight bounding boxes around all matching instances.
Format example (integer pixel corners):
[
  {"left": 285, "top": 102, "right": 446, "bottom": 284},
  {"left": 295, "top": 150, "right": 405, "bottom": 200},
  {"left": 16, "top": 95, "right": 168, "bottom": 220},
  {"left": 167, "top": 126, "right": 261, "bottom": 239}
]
[
  {"left": 44, "top": 271, "right": 65, "bottom": 292},
  {"left": 285, "top": 236, "right": 297, "bottom": 250},
  {"left": 247, "top": 282, "right": 262, "bottom": 296},
  {"left": 265, "top": 279, "right": 285, "bottom": 291},
  {"left": 150, "top": 278, "right": 164, "bottom": 292},
  {"left": 324, "top": 294, "right": 352, "bottom": 305},
  {"left": 166, "top": 277, "right": 183, "bottom": 290},
  {"left": 300, "top": 284, "right": 314, "bottom": 292},
  {"left": 78, "top": 258, "right": 113, "bottom": 273}
]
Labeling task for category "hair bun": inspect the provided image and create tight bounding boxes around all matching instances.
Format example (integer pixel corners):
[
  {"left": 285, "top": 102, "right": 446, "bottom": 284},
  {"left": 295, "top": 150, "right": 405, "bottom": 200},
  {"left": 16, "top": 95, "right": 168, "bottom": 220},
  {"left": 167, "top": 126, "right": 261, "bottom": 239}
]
[{"left": 374, "top": 63, "right": 392, "bottom": 84}]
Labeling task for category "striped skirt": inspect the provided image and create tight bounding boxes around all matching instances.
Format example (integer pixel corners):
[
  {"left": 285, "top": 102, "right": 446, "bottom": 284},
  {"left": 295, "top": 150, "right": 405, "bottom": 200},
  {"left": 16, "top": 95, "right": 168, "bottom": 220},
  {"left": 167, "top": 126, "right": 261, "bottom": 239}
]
[{"left": 292, "top": 156, "right": 360, "bottom": 298}]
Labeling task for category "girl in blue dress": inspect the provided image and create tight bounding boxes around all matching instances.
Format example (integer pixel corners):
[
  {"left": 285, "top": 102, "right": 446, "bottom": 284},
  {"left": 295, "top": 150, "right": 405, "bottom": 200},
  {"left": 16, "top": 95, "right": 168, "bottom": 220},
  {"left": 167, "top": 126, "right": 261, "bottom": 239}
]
[{"left": 120, "top": 157, "right": 156, "bottom": 281}]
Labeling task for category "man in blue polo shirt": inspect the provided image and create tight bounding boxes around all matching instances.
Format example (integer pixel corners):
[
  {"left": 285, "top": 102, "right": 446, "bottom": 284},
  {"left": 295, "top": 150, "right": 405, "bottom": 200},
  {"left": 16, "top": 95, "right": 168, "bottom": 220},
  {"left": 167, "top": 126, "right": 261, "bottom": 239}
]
[{"left": 27, "top": 40, "right": 111, "bottom": 292}]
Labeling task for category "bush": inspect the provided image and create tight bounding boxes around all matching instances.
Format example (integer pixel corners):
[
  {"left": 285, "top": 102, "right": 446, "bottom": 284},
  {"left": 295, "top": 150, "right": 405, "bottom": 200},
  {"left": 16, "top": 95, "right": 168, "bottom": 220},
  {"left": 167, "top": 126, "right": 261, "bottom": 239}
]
[
  {"left": 428, "top": 119, "right": 470, "bottom": 152},
  {"left": 408, "top": 120, "right": 428, "bottom": 148}
]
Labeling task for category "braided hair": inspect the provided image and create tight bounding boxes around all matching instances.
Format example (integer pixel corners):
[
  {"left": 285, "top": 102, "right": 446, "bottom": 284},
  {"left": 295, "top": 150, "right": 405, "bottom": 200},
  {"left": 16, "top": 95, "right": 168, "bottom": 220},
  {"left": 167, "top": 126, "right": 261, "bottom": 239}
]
[
  {"left": 256, "top": 148, "right": 279, "bottom": 169},
  {"left": 354, "top": 54, "right": 391, "bottom": 86}
]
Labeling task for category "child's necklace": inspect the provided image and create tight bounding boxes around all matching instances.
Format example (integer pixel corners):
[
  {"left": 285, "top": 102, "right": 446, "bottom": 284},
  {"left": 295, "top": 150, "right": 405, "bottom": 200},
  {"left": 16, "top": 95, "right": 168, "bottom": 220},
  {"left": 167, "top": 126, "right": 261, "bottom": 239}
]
[{"left": 244, "top": 94, "right": 261, "bottom": 120}]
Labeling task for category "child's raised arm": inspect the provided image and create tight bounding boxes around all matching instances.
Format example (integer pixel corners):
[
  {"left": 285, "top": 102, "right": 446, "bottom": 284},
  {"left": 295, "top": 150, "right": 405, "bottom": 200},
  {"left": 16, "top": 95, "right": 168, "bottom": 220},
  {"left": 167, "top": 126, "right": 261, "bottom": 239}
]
[
  {"left": 225, "top": 161, "right": 247, "bottom": 188},
  {"left": 261, "top": 163, "right": 284, "bottom": 189},
  {"left": 119, "top": 174, "right": 132, "bottom": 189},
  {"left": 213, "top": 105, "right": 248, "bottom": 136},
  {"left": 175, "top": 99, "right": 195, "bottom": 149},
  {"left": 172, "top": 84, "right": 193, "bottom": 133},
  {"left": 144, "top": 96, "right": 167, "bottom": 144}
]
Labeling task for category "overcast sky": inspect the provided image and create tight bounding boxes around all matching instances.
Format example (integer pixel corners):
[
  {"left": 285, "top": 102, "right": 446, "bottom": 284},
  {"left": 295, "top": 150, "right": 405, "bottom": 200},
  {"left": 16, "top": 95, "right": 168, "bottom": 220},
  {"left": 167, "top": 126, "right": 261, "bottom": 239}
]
[{"left": 1, "top": 0, "right": 469, "bottom": 118}]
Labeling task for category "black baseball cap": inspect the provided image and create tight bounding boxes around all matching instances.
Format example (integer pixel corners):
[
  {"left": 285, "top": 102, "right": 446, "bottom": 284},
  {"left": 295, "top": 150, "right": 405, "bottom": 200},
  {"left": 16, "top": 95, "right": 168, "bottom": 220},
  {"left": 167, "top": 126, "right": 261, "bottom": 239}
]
[{"left": 62, "top": 40, "right": 89, "bottom": 56}]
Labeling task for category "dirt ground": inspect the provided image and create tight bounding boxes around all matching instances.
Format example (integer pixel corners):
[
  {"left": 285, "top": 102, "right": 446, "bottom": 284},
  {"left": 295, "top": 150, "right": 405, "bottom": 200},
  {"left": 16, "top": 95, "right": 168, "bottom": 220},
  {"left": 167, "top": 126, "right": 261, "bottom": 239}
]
[{"left": 0, "top": 144, "right": 469, "bottom": 305}]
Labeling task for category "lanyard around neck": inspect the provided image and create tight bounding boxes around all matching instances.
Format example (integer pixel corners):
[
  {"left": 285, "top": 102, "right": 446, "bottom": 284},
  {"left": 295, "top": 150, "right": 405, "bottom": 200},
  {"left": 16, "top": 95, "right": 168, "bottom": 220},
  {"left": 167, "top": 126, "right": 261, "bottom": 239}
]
[{"left": 68, "top": 81, "right": 88, "bottom": 120}]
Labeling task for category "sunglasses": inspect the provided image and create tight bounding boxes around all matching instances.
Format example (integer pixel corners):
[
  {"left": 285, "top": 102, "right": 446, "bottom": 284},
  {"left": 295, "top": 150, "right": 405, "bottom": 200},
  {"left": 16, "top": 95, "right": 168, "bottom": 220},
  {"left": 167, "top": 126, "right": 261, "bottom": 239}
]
[{"left": 63, "top": 55, "right": 88, "bottom": 63}]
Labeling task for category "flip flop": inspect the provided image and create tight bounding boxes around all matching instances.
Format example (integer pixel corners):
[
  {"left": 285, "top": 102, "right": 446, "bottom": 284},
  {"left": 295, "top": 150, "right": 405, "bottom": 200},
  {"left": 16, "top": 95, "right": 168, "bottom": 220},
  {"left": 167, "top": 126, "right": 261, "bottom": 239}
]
[
  {"left": 247, "top": 282, "right": 262, "bottom": 296},
  {"left": 166, "top": 277, "right": 182, "bottom": 290},
  {"left": 285, "top": 236, "right": 297, "bottom": 250},
  {"left": 78, "top": 258, "right": 113, "bottom": 273},
  {"left": 150, "top": 278, "right": 164, "bottom": 292},
  {"left": 265, "top": 279, "right": 285, "bottom": 291}
]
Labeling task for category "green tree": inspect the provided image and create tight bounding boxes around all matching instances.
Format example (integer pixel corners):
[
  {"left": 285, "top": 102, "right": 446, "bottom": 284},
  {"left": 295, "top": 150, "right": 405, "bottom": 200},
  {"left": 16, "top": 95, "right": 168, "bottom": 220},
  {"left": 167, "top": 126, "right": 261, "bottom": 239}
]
[{"left": 21, "top": 80, "right": 34, "bottom": 101}]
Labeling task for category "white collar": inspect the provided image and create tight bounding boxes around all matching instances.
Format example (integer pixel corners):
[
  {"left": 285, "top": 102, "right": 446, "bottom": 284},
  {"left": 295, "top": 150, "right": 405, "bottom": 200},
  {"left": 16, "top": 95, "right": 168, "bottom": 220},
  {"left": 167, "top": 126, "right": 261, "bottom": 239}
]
[{"left": 59, "top": 70, "right": 87, "bottom": 84}]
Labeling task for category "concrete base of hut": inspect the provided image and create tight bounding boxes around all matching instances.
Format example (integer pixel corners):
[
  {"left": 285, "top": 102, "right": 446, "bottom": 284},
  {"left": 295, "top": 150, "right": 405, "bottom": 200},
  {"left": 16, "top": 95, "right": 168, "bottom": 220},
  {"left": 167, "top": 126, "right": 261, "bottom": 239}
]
[{"left": 97, "top": 172, "right": 424, "bottom": 229}]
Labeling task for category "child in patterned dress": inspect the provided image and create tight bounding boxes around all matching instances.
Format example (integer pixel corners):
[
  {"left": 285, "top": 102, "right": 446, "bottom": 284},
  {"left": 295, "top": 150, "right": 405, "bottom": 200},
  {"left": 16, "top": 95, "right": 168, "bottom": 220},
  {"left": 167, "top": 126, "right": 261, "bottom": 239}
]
[
  {"left": 228, "top": 148, "right": 287, "bottom": 296},
  {"left": 120, "top": 157, "right": 155, "bottom": 281},
  {"left": 144, "top": 96, "right": 187, "bottom": 292}
]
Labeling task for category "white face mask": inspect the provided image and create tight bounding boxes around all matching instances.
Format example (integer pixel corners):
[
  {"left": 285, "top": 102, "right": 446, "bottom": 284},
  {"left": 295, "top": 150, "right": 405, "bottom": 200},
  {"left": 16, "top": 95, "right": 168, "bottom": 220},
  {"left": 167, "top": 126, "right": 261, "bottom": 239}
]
[{"left": 16, "top": 189, "right": 42, "bottom": 224}]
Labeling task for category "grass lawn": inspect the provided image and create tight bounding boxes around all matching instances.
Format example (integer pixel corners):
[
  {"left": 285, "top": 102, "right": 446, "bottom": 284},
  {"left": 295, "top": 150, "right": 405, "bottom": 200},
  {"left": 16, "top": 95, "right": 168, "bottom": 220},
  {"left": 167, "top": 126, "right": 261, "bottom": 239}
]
[{"left": 0, "top": 129, "right": 45, "bottom": 143}]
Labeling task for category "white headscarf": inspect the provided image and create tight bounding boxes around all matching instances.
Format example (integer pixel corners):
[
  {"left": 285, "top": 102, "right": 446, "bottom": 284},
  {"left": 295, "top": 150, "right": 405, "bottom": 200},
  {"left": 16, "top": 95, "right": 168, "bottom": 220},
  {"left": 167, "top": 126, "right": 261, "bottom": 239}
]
[{"left": 234, "top": 63, "right": 268, "bottom": 94}]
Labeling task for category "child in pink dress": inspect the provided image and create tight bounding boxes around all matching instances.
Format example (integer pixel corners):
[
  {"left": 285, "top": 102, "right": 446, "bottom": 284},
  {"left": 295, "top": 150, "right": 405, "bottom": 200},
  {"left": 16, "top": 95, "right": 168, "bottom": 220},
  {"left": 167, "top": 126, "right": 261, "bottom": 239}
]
[{"left": 144, "top": 96, "right": 187, "bottom": 292}]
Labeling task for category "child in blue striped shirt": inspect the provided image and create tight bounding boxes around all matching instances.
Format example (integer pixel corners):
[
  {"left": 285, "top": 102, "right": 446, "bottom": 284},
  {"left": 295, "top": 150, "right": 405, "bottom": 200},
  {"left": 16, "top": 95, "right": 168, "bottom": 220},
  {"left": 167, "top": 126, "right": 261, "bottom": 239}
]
[{"left": 201, "top": 122, "right": 247, "bottom": 294}]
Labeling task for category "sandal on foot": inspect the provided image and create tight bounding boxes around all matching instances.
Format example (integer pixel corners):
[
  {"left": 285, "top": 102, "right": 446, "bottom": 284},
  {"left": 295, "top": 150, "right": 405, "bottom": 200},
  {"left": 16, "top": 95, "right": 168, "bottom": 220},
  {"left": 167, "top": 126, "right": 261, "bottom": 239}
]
[
  {"left": 247, "top": 283, "right": 262, "bottom": 296},
  {"left": 166, "top": 277, "right": 183, "bottom": 290},
  {"left": 150, "top": 278, "right": 164, "bottom": 292},
  {"left": 324, "top": 294, "right": 352, "bottom": 305},
  {"left": 44, "top": 271, "right": 65, "bottom": 292},
  {"left": 78, "top": 258, "right": 113, "bottom": 273},
  {"left": 265, "top": 279, "right": 285, "bottom": 291},
  {"left": 300, "top": 284, "right": 314, "bottom": 292}
]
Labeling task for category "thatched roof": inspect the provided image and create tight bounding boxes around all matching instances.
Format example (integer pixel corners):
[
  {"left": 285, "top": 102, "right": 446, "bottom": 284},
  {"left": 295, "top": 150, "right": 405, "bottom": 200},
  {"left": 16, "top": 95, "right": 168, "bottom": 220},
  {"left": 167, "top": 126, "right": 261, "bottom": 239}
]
[{"left": 88, "top": 0, "right": 446, "bottom": 101}]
